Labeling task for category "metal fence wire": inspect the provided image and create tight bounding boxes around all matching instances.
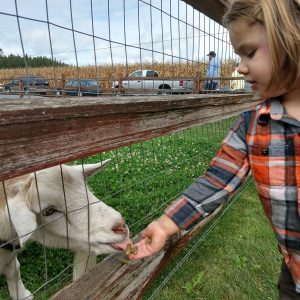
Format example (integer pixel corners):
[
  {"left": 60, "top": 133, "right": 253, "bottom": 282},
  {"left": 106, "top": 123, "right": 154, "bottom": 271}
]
[
  {"left": 0, "top": 1, "right": 254, "bottom": 299},
  {"left": 0, "top": 117, "right": 236, "bottom": 299},
  {"left": 0, "top": 0, "right": 247, "bottom": 97}
]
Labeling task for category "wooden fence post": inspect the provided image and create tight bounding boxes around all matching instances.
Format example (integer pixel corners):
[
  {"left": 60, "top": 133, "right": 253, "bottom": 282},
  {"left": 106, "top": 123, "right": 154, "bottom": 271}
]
[
  {"left": 19, "top": 79, "right": 24, "bottom": 99},
  {"left": 118, "top": 74, "right": 123, "bottom": 96},
  {"left": 195, "top": 71, "right": 201, "bottom": 94},
  {"left": 61, "top": 74, "right": 66, "bottom": 97}
]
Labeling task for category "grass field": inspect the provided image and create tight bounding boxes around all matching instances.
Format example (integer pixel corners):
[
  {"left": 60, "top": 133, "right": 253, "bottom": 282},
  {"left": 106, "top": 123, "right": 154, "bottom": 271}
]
[{"left": 0, "top": 117, "right": 281, "bottom": 299}]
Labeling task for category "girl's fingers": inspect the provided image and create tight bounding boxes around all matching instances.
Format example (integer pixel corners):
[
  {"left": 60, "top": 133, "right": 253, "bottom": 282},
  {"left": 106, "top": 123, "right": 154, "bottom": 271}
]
[{"left": 129, "top": 238, "right": 154, "bottom": 260}]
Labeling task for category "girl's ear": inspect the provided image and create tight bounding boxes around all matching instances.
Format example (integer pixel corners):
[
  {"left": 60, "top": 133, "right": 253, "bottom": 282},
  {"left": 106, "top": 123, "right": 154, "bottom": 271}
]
[{"left": 6, "top": 196, "right": 38, "bottom": 247}]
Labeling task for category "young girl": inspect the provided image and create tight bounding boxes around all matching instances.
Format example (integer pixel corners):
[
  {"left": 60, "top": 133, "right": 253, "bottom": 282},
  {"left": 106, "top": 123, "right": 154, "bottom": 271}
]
[{"left": 130, "top": 0, "right": 300, "bottom": 298}]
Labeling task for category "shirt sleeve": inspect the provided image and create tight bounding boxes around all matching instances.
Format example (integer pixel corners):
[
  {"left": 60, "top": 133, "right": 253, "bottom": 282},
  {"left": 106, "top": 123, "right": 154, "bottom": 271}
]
[{"left": 165, "top": 114, "right": 250, "bottom": 230}]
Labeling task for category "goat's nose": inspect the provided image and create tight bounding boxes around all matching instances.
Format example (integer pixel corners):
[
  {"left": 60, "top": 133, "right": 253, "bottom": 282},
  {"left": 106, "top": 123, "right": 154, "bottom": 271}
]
[{"left": 112, "top": 220, "right": 127, "bottom": 234}]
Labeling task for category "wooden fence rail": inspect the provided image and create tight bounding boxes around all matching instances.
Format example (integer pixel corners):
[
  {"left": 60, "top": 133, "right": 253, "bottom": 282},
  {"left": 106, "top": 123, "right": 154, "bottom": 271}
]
[{"left": 0, "top": 93, "right": 259, "bottom": 182}]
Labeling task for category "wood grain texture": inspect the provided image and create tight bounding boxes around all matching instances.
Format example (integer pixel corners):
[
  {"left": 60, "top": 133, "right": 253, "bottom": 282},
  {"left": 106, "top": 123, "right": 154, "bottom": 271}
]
[{"left": 0, "top": 94, "right": 260, "bottom": 181}]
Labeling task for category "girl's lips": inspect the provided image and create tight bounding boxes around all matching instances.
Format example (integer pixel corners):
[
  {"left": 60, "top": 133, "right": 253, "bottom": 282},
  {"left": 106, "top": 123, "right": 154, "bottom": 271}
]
[
  {"left": 251, "top": 82, "right": 257, "bottom": 89},
  {"left": 247, "top": 81, "right": 257, "bottom": 90}
]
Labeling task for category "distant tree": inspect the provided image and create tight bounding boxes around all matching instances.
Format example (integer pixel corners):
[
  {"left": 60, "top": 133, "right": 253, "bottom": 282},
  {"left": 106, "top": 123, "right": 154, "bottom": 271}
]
[{"left": 0, "top": 53, "right": 67, "bottom": 69}]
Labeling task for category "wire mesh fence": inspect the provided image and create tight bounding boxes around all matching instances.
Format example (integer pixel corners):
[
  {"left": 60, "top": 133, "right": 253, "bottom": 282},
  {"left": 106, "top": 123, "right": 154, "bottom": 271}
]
[
  {"left": 0, "top": 0, "right": 249, "bottom": 98},
  {"left": 0, "top": 116, "right": 236, "bottom": 299},
  {"left": 0, "top": 1, "right": 256, "bottom": 299}
]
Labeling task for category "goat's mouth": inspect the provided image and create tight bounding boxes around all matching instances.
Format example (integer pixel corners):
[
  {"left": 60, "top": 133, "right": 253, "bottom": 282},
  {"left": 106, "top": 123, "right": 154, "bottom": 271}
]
[
  {"left": 86, "top": 235, "right": 132, "bottom": 252},
  {"left": 78, "top": 239, "right": 132, "bottom": 255},
  {"left": 110, "top": 237, "right": 133, "bottom": 251}
]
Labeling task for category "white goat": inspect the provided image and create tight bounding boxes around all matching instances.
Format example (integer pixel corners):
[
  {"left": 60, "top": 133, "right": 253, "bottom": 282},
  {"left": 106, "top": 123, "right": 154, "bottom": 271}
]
[{"left": 0, "top": 160, "right": 131, "bottom": 300}]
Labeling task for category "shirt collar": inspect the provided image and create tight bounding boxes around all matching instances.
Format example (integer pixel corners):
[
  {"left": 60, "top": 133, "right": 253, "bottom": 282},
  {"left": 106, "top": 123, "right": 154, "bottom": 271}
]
[
  {"left": 263, "top": 97, "right": 300, "bottom": 127},
  {"left": 270, "top": 98, "right": 284, "bottom": 120}
]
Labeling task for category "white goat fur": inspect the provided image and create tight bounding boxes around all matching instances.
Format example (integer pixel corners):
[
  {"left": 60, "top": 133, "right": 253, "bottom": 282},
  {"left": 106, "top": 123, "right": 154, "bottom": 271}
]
[{"left": 0, "top": 160, "right": 129, "bottom": 300}]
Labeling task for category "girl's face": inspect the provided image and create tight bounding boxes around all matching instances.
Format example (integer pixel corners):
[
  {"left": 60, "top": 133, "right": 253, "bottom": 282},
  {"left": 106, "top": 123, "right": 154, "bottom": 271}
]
[{"left": 229, "top": 19, "right": 286, "bottom": 98}]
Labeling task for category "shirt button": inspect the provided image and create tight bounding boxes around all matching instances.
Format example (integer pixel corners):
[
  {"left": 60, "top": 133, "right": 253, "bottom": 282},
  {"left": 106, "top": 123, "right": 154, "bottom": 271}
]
[{"left": 261, "top": 148, "right": 269, "bottom": 155}]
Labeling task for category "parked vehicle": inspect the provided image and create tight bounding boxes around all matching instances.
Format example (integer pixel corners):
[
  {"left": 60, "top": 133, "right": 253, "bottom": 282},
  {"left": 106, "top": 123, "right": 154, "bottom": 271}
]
[
  {"left": 59, "top": 79, "right": 103, "bottom": 96},
  {"left": 112, "top": 70, "right": 195, "bottom": 95},
  {"left": 4, "top": 76, "right": 49, "bottom": 94}
]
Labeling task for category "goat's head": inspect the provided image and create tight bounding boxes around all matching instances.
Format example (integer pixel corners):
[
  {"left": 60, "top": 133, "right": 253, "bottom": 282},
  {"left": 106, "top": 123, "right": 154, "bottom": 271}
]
[{"left": 6, "top": 160, "right": 131, "bottom": 255}]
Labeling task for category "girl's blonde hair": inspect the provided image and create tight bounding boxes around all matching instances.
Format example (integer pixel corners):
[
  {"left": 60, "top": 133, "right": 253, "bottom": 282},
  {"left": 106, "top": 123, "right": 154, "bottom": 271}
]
[{"left": 223, "top": 0, "right": 300, "bottom": 90}]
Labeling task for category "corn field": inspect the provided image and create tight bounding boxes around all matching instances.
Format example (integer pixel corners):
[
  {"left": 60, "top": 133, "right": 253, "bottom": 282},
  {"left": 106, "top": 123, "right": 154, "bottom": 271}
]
[{"left": 0, "top": 60, "right": 236, "bottom": 93}]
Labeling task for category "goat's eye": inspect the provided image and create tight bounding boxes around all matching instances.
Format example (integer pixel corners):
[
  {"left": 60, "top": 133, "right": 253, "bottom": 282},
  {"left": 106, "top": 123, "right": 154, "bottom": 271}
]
[{"left": 42, "top": 207, "right": 56, "bottom": 216}]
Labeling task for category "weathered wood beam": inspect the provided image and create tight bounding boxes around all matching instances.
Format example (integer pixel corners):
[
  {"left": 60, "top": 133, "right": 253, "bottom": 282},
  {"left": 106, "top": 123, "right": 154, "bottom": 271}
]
[
  {"left": 182, "top": 0, "right": 229, "bottom": 25},
  {"left": 51, "top": 206, "right": 222, "bottom": 300},
  {"left": 0, "top": 94, "right": 260, "bottom": 181}
]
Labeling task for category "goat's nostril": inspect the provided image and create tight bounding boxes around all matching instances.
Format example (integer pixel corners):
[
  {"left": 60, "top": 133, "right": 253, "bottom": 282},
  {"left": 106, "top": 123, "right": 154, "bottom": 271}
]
[{"left": 112, "top": 220, "right": 127, "bottom": 234}]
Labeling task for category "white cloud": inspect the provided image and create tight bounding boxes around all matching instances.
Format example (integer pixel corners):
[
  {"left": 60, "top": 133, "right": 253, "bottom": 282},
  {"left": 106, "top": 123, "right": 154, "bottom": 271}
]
[{"left": 0, "top": 0, "right": 238, "bottom": 66}]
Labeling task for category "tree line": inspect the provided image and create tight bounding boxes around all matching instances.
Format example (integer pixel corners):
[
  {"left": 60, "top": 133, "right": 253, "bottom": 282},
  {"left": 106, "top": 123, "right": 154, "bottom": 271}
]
[{"left": 0, "top": 53, "right": 67, "bottom": 69}]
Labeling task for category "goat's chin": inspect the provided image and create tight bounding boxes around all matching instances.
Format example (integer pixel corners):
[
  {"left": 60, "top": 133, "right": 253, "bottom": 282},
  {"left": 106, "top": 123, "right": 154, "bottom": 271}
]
[
  {"left": 72, "top": 243, "right": 121, "bottom": 255},
  {"left": 88, "top": 235, "right": 132, "bottom": 255},
  {"left": 32, "top": 230, "right": 131, "bottom": 255},
  {"left": 90, "top": 245, "right": 120, "bottom": 255}
]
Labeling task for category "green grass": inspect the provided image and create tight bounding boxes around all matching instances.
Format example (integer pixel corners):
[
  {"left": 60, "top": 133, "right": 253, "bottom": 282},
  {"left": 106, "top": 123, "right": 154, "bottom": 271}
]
[{"left": 0, "top": 117, "right": 281, "bottom": 299}]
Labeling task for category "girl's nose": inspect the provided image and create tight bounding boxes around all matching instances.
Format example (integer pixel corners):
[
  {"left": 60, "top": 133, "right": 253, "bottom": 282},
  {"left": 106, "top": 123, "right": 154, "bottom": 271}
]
[{"left": 237, "top": 62, "right": 248, "bottom": 75}]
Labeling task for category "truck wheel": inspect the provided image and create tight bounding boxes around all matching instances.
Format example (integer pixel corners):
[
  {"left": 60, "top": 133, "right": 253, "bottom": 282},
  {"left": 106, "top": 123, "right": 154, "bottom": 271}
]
[{"left": 158, "top": 84, "right": 171, "bottom": 95}]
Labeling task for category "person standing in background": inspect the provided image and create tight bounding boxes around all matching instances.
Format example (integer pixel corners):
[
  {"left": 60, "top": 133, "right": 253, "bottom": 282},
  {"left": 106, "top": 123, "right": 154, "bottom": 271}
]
[
  {"left": 205, "top": 51, "right": 221, "bottom": 90},
  {"left": 230, "top": 62, "right": 245, "bottom": 91}
]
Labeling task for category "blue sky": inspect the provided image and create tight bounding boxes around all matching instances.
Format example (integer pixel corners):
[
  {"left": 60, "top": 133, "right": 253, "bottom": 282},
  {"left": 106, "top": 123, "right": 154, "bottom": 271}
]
[{"left": 0, "top": 0, "right": 236, "bottom": 66}]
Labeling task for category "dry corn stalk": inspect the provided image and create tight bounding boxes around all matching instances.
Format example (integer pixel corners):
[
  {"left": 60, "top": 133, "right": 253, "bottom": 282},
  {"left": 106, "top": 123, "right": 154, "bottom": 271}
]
[{"left": 0, "top": 61, "right": 236, "bottom": 93}]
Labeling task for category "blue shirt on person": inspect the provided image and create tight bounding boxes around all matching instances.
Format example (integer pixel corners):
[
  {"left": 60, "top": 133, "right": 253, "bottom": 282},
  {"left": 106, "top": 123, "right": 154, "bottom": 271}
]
[{"left": 206, "top": 57, "right": 221, "bottom": 83}]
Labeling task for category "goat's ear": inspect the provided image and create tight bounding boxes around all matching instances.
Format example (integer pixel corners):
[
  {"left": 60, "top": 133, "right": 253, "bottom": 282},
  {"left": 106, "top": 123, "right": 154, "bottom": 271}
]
[
  {"left": 6, "top": 178, "right": 38, "bottom": 247},
  {"left": 76, "top": 159, "right": 111, "bottom": 177},
  {"left": 7, "top": 198, "right": 37, "bottom": 247},
  {"left": 7, "top": 191, "right": 38, "bottom": 248}
]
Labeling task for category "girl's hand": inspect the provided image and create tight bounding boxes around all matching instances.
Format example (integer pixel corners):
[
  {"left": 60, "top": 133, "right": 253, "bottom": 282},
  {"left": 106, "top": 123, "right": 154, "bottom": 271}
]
[{"left": 129, "top": 214, "right": 180, "bottom": 260}]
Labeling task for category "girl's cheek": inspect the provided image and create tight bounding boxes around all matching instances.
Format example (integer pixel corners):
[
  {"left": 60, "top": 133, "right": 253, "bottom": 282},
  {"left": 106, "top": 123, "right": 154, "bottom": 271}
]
[{"left": 260, "top": 44, "right": 270, "bottom": 55}]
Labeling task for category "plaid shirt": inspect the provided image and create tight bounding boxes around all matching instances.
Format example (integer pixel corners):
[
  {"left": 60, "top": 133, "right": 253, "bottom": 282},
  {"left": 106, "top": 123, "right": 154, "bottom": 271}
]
[{"left": 165, "top": 98, "right": 300, "bottom": 291}]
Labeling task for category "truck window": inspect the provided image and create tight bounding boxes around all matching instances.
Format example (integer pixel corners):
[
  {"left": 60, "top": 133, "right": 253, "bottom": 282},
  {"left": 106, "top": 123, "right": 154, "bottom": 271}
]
[
  {"left": 130, "top": 71, "right": 142, "bottom": 77},
  {"left": 146, "top": 71, "right": 158, "bottom": 77}
]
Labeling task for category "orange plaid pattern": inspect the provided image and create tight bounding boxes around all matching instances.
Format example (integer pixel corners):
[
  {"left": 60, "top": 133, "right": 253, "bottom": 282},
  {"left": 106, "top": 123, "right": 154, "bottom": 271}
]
[{"left": 165, "top": 98, "right": 300, "bottom": 291}]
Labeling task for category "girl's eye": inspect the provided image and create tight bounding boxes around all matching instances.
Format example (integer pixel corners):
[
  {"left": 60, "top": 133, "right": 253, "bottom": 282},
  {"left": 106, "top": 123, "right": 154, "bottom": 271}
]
[
  {"left": 246, "top": 50, "right": 256, "bottom": 58},
  {"left": 42, "top": 206, "right": 56, "bottom": 216}
]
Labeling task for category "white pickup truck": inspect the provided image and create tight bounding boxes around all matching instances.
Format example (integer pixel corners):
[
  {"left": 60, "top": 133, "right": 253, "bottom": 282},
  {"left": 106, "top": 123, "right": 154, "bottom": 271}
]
[{"left": 112, "top": 70, "right": 195, "bottom": 95}]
